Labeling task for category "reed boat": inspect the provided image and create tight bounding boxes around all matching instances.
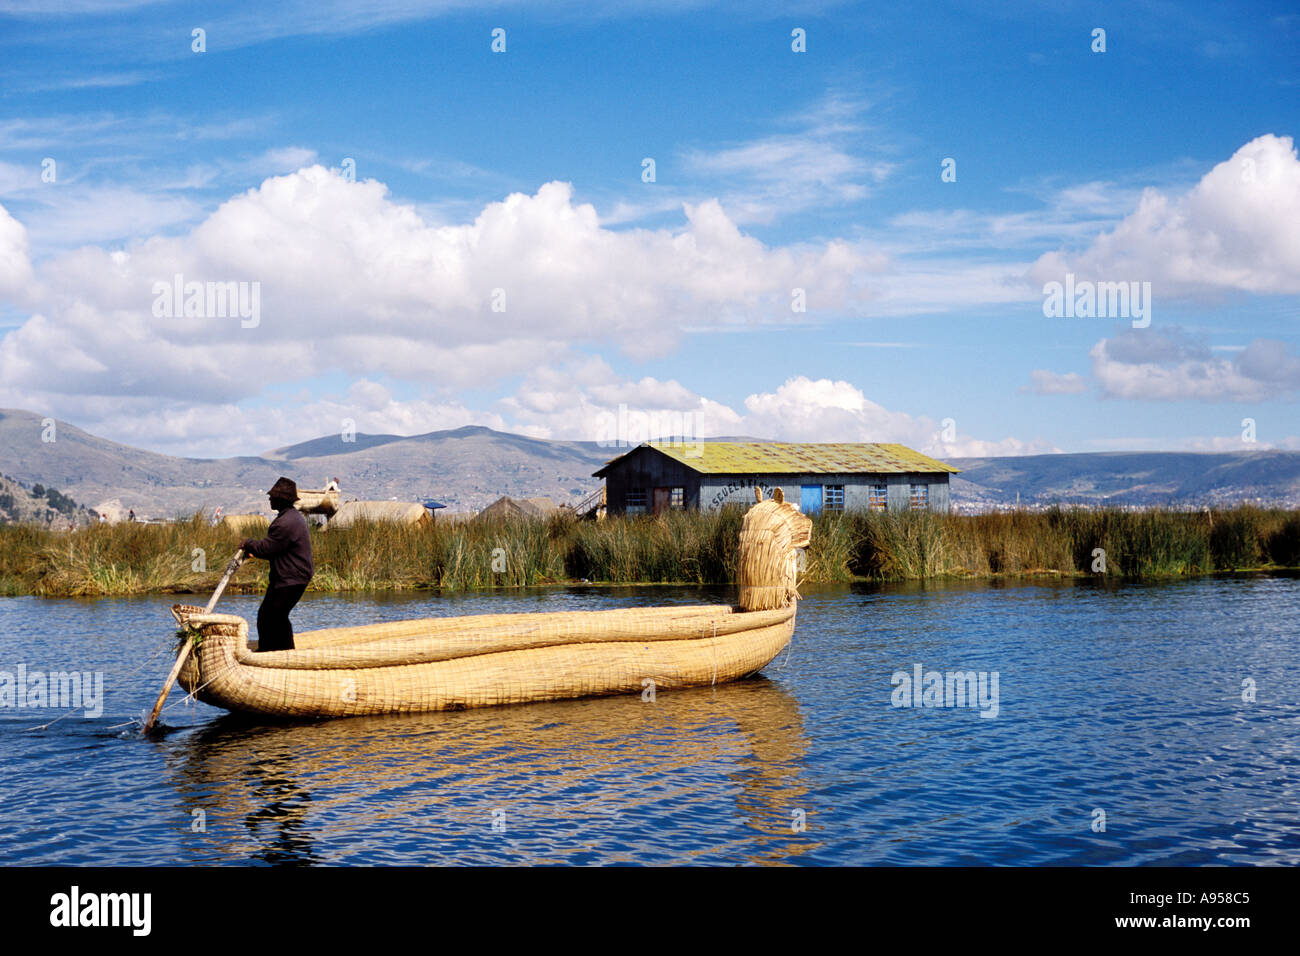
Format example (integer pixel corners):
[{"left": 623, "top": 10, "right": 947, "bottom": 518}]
[
  {"left": 168, "top": 489, "right": 812, "bottom": 719},
  {"left": 292, "top": 488, "right": 340, "bottom": 516}
]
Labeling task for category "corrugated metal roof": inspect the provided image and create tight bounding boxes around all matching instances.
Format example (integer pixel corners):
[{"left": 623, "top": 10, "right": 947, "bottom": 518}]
[{"left": 595, "top": 442, "right": 960, "bottom": 476}]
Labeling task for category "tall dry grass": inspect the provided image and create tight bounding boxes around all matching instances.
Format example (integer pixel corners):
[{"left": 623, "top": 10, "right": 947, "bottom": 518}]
[{"left": 0, "top": 506, "right": 1296, "bottom": 597}]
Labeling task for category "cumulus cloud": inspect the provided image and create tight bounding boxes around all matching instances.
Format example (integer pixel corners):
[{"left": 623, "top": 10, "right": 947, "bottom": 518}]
[
  {"left": 739, "top": 376, "right": 1055, "bottom": 457},
  {"left": 1089, "top": 328, "right": 1300, "bottom": 401},
  {"left": 0, "top": 204, "right": 34, "bottom": 300},
  {"left": 99, "top": 360, "right": 1047, "bottom": 462},
  {"left": 1029, "top": 134, "right": 1300, "bottom": 296},
  {"left": 497, "top": 365, "right": 1055, "bottom": 459},
  {"left": 0, "top": 165, "right": 1063, "bottom": 459},
  {"left": 740, "top": 376, "right": 921, "bottom": 442},
  {"left": 491, "top": 356, "right": 741, "bottom": 445},
  {"left": 2, "top": 351, "right": 1057, "bottom": 459},
  {"left": 0, "top": 166, "right": 879, "bottom": 410}
]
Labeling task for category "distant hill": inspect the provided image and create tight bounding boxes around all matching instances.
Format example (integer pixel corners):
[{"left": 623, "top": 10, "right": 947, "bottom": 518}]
[
  {"left": 0, "top": 411, "right": 615, "bottom": 518},
  {"left": 948, "top": 450, "right": 1300, "bottom": 509},
  {"left": 0, "top": 408, "right": 1296, "bottom": 519},
  {"left": 0, "top": 473, "right": 98, "bottom": 527}
]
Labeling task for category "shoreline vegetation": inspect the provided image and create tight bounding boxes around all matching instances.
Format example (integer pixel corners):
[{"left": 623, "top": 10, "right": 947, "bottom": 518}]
[{"left": 1, "top": 506, "right": 1298, "bottom": 598}]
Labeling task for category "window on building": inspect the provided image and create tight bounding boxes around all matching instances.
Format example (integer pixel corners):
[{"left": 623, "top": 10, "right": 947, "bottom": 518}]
[
  {"left": 670, "top": 487, "right": 684, "bottom": 510},
  {"left": 626, "top": 488, "right": 647, "bottom": 514},
  {"left": 868, "top": 483, "right": 888, "bottom": 511},
  {"left": 910, "top": 483, "right": 929, "bottom": 511},
  {"left": 823, "top": 485, "right": 845, "bottom": 513}
]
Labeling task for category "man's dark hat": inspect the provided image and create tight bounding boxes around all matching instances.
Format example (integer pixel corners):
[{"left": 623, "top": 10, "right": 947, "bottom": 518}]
[{"left": 267, "top": 476, "right": 299, "bottom": 500}]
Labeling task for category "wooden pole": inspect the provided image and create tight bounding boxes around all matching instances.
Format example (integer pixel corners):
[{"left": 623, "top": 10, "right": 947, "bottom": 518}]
[{"left": 143, "top": 549, "right": 244, "bottom": 733}]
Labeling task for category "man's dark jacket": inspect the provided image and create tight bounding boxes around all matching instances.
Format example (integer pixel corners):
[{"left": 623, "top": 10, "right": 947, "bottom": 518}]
[{"left": 243, "top": 507, "right": 314, "bottom": 588}]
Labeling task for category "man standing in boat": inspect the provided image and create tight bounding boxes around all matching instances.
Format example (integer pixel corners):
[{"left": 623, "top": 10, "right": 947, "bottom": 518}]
[{"left": 240, "top": 476, "right": 314, "bottom": 652}]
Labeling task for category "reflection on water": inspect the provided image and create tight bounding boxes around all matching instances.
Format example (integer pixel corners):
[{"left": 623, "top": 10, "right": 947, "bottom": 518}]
[
  {"left": 239, "top": 751, "right": 321, "bottom": 866},
  {"left": 2, "top": 576, "right": 1299, "bottom": 865},
  {"left": 164, "top": 677, "right": 815, "bottom": 865}
]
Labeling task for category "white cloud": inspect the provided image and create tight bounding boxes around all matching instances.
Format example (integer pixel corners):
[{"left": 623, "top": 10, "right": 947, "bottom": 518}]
[
  {"left": 1180, "top": 434, "right": 1300, "bottom": 451},
  {"left": 2, "top": 343, "right": 1058, "bottom": 459},
  {"left": 5, "top": 70, "right": 158, "bottom": 92},
  {"left": 848, "top": 159, "right": 1214, "bottom": 316},
  {"left": 887, "top": 193, "right": 1134, "bottom": 256},
  {"left": 0, "top": 204, "right": 34, "bottom": 300},
  {"left": 1081, "top": 434, "right": 1300, "bottom": 452},
  {"left": 1030, "top": 134, "right": 1300, "bottom": 296},
  {"left": 725, "top": 375, "right": 1055, "bottom": 457},
  {"left": 0, "top": 119, "right": 301, "bottom": 254},
  {"left": 934, "top": 435, "right": 1057, "bottom": 458},
  {"left": 498, "top": 366, "right": 1054, "bottom": 459},
  {"left": 684, "top": 135, "right": 880, "bottom": 221},
  {"left": 740, "top": 376, "right": 918, "bottom": 441},
  {"left": 1088, "top": 328, "right": 1300, "bottom": 401},
  {"left": 680, "top": 92, "right": 893, "bottom": 224},
  {"left": 0, "top": 112, "right": 270, "bottom": 154},
  {"left": 17, "top": 185, "right": 204, "bottom": 249},
  {"left": 0, "top": 166, "right": 879, "bottom": 418},
  {"left": 490, "top": 356, "right": 743, "bottom": 445}
]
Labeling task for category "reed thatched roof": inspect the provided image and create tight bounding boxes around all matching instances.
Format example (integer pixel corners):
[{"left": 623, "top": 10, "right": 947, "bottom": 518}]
[
  {"left": 293, "top": 488, "right": 340, "bottom": 516},
  {"left": 474, "top": 495, "right": 558, "bottom": 522},
  {"left": 328, "top": 500, "right": 431, "bottom": 529}
]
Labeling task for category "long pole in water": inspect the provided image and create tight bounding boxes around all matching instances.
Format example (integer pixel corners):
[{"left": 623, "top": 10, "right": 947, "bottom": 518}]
[{"left": 143, "top": 549, "right": 244, "bottom": 734}]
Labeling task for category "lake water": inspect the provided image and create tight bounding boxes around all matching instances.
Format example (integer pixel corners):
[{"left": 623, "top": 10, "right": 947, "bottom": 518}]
[{"left": 2, "top": 575, "right": 1298, "bottom": 865}]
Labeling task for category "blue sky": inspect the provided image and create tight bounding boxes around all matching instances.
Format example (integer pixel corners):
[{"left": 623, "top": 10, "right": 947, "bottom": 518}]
[{"left": 0, "top": 0, "right": 1297, "bottom": 458}]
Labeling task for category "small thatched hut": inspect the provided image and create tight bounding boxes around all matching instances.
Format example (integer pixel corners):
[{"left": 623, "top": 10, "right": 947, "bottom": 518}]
[
  {"left": 474, "top": 495, "right": 559, "bottom": 523},
  {"left": 328, "top": 501, "right": 431, "bottom": 530}
]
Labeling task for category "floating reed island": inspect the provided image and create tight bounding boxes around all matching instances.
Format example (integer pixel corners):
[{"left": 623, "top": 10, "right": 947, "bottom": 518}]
[{"left": 1, "top": 504, "right": 1298, "bottom": 597}]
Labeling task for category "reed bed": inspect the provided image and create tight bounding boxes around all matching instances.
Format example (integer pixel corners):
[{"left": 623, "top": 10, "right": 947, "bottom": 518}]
[{"left": 1, "top": 506, "right": 1297, "bottom": 597}]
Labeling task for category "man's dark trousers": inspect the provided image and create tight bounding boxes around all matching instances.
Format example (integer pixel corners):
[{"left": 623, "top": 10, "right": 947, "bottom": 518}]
[{"left": 256, "top": 584, "right": 307, "bottom": 652}]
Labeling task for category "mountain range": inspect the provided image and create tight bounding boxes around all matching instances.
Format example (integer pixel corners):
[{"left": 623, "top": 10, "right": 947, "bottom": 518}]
[
  {"left": 947, "top": 451, "right": 1300, "bottom": 511},
  {"left": 1, "top": 408, "right": 1297, "bottom": 520}
]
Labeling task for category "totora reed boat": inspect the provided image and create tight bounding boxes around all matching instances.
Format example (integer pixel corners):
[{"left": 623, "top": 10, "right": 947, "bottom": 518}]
[{"left": 167, "top": 489, "right": 813, "bottom": 719}]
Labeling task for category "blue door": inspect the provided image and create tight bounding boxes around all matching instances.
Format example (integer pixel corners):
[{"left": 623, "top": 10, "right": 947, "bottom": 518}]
[{"left": 801, "top": 484, "right": 822, "bottom": 515}]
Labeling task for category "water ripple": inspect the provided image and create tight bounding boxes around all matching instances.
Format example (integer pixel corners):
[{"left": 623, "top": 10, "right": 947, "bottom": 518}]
[{"left": 0, "top": 577, "right": 1297, "bottom": 864}]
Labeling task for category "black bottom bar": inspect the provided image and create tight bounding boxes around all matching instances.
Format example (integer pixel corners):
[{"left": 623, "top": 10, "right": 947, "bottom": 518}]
[{"left": 3, "top": 866, "right": 1290, "bottom": 942}]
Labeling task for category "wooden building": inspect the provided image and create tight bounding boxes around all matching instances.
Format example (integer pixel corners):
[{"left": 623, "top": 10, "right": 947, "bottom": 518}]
[{"left": 593, "top": 441, "right": 960, "bottom": 515}]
